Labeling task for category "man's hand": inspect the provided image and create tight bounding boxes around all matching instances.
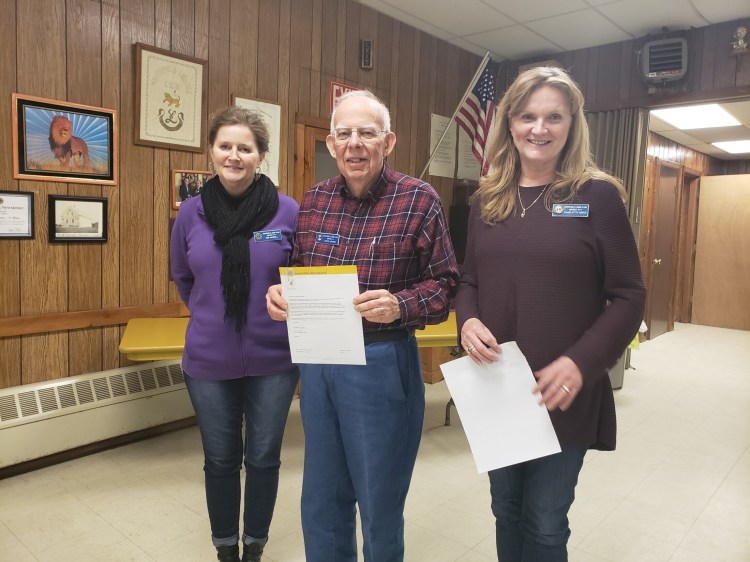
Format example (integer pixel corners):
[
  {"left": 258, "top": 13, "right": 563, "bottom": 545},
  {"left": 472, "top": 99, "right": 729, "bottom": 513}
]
[{"left": 353, "top": 289, "right": 401, "bottom": 324}]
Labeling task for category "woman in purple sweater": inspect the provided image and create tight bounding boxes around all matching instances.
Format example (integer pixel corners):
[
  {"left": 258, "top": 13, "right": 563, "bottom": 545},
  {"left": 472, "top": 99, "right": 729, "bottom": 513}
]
[
  {"left": 456, "top": 67, "right": 645, "bottom": 561},
  {"left": 170, "top": 107, "right": 299, "bottom": 562}
]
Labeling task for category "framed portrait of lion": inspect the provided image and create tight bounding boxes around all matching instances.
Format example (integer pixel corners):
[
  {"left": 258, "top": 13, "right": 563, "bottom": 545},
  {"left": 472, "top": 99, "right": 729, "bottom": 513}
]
[{"left": 12, "top": 94, "right": 118, "bottom": 186}]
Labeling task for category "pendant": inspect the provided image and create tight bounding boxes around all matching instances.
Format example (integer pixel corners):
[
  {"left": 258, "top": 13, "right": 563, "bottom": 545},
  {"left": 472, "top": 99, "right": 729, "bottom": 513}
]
[{"left": 521, "top": 210, "right": 526, "bottom": 218}]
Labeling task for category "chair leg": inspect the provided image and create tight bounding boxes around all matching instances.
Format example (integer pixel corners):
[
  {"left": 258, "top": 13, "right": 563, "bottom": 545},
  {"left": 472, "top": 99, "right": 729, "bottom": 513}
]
[{"left": 444, "top": 398, "right": 454, "bottom": 426}]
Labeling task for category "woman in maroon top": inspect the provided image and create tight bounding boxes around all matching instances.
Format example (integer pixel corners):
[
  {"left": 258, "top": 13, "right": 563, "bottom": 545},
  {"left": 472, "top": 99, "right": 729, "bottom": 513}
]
[{"left": 456, "top": 67, "right": 645, "bottom": 561}]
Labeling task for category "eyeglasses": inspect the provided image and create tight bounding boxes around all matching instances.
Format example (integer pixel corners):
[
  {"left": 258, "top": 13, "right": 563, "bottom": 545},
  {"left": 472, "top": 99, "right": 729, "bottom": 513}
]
[{"left": 332, "top": 127, "right": 386, "bottom": 144}]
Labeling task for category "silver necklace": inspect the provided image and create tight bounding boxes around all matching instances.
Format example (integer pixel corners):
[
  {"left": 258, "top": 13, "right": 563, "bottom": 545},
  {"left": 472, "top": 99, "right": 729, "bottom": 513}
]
[{"left": 517, "top": 185, "right": 548, "bottom": 218}]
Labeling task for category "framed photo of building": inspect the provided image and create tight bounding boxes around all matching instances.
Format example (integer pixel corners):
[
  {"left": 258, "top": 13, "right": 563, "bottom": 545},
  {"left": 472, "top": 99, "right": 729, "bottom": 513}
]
[
  {"left": 232, "top": 95, "right": 282, "bottom": 186},
  {"left": 0, "top": 190, "right": 35, "bottom": 239},
  {"left": 135, "top": 43, "right": 207, "bottom": 152},
  {"left": 12, "top": 94, "right": 118, "bottom": 185},
  {"left": 171, "top": 169, "right": 212, "bottom": 210},
  {"left": 48, "top": 195, "right": 108, "bottom": 243}
]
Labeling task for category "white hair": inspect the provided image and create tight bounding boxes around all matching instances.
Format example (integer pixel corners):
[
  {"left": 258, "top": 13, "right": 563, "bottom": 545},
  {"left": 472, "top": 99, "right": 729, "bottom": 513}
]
[{"left": 329, "top": 90, "right": 391, "bottom": 133}]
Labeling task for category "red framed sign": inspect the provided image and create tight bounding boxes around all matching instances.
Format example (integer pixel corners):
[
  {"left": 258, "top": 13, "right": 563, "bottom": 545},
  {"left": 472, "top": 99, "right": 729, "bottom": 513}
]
[{"left": 329, "top": 80, "right": 360, "bottom": 114}]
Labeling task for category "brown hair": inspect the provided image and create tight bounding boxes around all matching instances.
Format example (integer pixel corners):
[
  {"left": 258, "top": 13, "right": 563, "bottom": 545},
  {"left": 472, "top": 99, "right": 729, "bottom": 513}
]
[
  {"left": 207, "top": 106, "right": 270, "bottom": 155},
  {"left": 477, "top": 66, "right": 625, "bottom": 224}
]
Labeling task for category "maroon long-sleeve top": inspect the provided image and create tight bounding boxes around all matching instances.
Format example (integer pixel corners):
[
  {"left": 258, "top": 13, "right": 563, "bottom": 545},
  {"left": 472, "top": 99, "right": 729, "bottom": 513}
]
[{"left": 455, "top": 179, "right": 646, "bottom": 450}]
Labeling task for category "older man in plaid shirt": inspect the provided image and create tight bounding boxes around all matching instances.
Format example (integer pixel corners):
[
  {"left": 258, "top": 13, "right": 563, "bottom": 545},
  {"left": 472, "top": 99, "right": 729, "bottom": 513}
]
[{"left": 267, "top": 89, "right": 458, "bottom": 562}]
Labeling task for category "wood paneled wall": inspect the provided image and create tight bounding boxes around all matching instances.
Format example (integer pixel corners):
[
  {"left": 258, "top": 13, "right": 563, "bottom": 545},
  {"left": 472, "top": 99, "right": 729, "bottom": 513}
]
[
  {"left": 0, "top": 0, "right": 479, "bottom": 389},
  {"left": 509, "top": 20, "right": 750, "bottom": 111}
]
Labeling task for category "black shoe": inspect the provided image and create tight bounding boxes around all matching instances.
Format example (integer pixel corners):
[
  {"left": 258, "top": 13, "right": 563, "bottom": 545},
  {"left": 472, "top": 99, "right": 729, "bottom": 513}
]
[
  {"left": 216, "top": 544, "right": 241, "bottom": 562},
  {"left": 242, "top": 542, "right": 264, "bottom": 562}
]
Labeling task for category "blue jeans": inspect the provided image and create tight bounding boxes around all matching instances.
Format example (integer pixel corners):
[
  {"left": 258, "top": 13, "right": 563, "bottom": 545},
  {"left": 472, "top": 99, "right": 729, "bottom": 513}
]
[
  {"left": 489, "top": 447, "right": 587, "bottom": 562},
  {"left": 299, "top": 335, "right": 424, "bottom": 562},
  {"left": 184, "top": 368, "right": 299, "bottom": 547}
]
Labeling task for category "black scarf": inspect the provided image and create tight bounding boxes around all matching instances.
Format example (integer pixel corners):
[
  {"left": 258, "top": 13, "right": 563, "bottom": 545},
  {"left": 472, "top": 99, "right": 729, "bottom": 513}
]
[{"left": 201, "top": 174, "right": 279, "bottom": 331}]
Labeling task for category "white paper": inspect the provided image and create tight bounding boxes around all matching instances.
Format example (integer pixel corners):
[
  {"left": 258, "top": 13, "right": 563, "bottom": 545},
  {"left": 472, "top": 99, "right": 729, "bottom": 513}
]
[
  {"left": 428, "top": 114, "right": 456, "bottom": 178},
  {"left": 440, "top": 342, "right": 561, "bottom": 472},
  {"left": 456, "top": 127, "right": 481, "bottom": 180},
  {"left": 280, "top": 265, "right": 366, "bottom": 365}
]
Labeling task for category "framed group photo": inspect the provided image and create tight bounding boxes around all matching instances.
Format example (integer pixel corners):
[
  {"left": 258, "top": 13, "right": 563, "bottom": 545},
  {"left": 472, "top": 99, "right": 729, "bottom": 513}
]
[
  {"left": 171, "top": 169, "right": 212, "bottom": 210},
  {"left": 135, "top": 43, "right": 207, "bottom": 152},
  {"left": 12, "top": 94, "right": 118, "bottom": 185},
  {"left": 0, "top": 191, "right": 35, "bottom": 239},
  {"left": 48, "top": 195, "right": 108, "bottom": 243}
]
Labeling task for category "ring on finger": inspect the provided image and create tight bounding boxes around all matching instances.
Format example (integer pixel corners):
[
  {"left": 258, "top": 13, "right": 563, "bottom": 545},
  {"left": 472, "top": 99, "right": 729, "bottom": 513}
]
[
  {"left": 466, "top": 345, "right": 475, "bottom": 353},
  {"left": 561, "top": 384, "right": 571, "bottom": 394}
]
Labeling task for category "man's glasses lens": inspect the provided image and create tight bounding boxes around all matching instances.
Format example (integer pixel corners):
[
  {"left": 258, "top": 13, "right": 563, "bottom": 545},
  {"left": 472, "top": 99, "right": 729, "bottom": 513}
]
[{"left": 334, "top": 128, "right": 383, "bottom": 142}]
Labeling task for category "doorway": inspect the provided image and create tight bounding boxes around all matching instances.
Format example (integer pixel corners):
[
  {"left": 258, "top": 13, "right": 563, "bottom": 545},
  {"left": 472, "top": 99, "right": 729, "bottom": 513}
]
[{"left": 645, "top": 161, "right": 679, "bottom": 339}]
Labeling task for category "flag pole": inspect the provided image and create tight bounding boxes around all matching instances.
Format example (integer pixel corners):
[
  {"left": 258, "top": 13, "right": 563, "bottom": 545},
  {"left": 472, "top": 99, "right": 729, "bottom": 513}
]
[{"left": 419, "top": 51, "right": 492, "bottom": 180}]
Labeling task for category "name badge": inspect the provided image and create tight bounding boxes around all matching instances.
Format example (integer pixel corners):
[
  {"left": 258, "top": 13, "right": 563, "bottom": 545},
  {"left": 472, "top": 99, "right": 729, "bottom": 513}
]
[
  {"left": 315, "top": 232, "right": 340, "bottom": 245},
  {"left": 253, "top": 229, "right": 282, "bottom": 242},
  {"left": 552, "top": 204, "right": 589, "bottom": 217}
]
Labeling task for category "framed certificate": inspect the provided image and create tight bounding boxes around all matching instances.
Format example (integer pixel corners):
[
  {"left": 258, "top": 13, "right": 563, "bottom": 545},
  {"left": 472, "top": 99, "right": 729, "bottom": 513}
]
[{"left": 0, "top": 190, "right": 34, "bottom": 239}]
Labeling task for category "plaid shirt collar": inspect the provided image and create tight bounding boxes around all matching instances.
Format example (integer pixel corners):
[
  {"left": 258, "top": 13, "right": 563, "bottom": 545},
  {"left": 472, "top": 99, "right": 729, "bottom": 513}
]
[{"left": 337, "top": 162, "right": 394, "bottom": 202}]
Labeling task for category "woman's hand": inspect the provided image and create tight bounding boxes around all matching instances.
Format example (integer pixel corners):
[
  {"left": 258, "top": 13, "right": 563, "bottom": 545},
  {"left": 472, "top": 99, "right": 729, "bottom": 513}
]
[
  {"left": 353, "top": 290, "right": 401, "bottom": 324},
  {"left": 266, "top": 284, "right": 288, "bottom": 321},
  {"left": 461, "top": 317, "right": 501, "bottom": 365},
  {"left": 533, "top": 356, "right": 583, "bottom": 411}
]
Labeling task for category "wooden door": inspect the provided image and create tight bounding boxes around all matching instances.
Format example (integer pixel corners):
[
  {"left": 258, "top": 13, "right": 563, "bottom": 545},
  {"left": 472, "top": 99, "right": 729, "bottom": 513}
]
[
  {"left": 293, "top": 115, "right": 339, "bottom": 203},
  {"left": 647, "top": 164, "right": 678, "bottom": 339}
]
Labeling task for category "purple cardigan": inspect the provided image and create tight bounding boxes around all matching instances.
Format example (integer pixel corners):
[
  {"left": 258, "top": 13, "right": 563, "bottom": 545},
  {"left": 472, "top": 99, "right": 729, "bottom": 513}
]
[{"left": 170, "top": 193, "right": 299, "bottom": 380}]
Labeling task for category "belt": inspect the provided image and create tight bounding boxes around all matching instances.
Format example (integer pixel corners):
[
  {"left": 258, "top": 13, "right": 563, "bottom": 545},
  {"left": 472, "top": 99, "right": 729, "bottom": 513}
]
[{"left": 363, "top": 328, "right": 413, "bottom": 344}]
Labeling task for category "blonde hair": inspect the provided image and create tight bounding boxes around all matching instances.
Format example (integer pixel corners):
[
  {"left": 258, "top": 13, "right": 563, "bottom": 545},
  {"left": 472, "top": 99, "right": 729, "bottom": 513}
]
[{"left": 477, "top": 66, "right": 625, "bottom": 224}]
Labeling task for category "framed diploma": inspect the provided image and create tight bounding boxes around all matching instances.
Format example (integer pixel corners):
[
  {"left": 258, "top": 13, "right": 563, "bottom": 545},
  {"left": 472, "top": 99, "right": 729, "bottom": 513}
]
[{"left": 0, "top": 190, "right": 34, "bottom": 239}]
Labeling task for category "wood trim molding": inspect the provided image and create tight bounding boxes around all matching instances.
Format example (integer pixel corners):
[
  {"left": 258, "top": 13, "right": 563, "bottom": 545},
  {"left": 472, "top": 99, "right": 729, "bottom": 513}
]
[{"left": 0, "top": 303, "right": 189, "bottom": 338}]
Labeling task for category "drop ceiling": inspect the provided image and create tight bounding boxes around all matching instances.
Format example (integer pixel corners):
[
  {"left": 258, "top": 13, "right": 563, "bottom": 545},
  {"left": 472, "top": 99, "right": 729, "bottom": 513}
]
[{"left": 354, "top": 0, "right": 750, "bottom": 159}]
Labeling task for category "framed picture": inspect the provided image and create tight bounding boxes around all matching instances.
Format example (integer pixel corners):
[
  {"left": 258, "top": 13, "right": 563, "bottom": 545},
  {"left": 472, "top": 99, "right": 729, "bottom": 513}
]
[
  {"left": 232, "top": 95, "right": 282, "bottom": 186},
  {"left": 135, "top": 43, "right": 207, "bottom": 152},
  {"left": 12, "top": 93, "right": 118, "bottom": 185},
  {"left": 0, "top": 191, "right": 35, "bottom": 239},
  {"left": 48, "top": 195, "right": 108, "bottom": 243},
  {"left": 171, "top": 169, "right": 213, "bottom": 210}
]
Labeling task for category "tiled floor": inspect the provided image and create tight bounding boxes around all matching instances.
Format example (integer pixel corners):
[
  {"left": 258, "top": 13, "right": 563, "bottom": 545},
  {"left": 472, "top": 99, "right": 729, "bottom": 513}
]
[{"left": 1, "top": 322, "right": 749, "bottom": 561}]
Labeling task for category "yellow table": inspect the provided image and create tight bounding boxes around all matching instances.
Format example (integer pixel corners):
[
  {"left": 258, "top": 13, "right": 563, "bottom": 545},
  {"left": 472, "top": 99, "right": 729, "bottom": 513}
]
[{"left": 119, "top": 312, "right": 457, "bottom": 361}]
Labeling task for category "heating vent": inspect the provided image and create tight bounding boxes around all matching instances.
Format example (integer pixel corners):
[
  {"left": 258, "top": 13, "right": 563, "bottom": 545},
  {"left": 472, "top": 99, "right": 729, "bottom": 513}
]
[
  {"left": 0, "top": 361, "right": 185, "bottom": 428},
  {"left": 640, "top": 38, "right": 688, "bottom": 83}
]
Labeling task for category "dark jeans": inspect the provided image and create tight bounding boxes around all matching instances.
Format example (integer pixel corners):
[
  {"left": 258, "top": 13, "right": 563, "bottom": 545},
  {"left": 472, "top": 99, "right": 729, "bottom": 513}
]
[
  {"left": 299, "top": 335, "right": 424, "bottom": 562},
  {"left": 489, "top": 447, "right": 587, "bottom": 562},
  {"left": 184, "top": 368, "right": 299, "bottom": 547}
]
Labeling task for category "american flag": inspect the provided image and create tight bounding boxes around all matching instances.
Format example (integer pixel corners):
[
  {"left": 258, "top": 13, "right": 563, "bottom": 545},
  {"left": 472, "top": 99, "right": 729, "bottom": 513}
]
[{"left": 455, "top": 63, "right": 497, "bottom": 175}]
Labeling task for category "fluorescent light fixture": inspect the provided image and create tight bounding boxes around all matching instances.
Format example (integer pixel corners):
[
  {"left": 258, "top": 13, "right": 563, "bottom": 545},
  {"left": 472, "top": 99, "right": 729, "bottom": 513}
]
[
  {"left": 651, "top": 104, "right": 740, "bottom": 130},
  {"left": 712, "top": 140, "right": 750, "bottom": 154}
]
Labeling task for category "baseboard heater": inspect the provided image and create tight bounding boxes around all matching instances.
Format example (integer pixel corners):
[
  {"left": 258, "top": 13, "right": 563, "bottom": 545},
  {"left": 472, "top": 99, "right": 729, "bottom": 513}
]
[{"left": 0, "top": 360, "right": 194, "bottom": 469}]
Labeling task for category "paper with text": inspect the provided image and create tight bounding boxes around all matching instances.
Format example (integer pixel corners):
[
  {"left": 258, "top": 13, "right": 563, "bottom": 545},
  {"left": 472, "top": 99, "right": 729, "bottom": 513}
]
[{"left": 280, "top": 265, "right": 366, "bottom": 365}]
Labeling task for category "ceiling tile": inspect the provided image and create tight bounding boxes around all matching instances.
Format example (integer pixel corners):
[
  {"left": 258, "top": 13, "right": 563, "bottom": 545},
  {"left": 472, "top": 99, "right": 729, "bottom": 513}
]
[
  {"left": 723, "top": 100, "right": 750, "bottom": 125},
  {"left": 377, "top": 0, "right": 513, "bottom": 37},
  {"left": 526, "top": 10, "right": 633, "bottom": 50},
  {"left": 596, "top": 0, "right": 712, "bottom": 36},
  {"left": 488, "top": 0, "right": 589, "bottom": 23},
  {"left": 466, "top": 25, "right": 563, "bottom": 60},
  {"left": 688, "top": 0, "right": 750, "bottom": 23},
  {"left": 354, "top": 0, "right": 451, "bottom": 39},
  {"left": 446, "top": 37, "right": 492, "bottom": 58}
]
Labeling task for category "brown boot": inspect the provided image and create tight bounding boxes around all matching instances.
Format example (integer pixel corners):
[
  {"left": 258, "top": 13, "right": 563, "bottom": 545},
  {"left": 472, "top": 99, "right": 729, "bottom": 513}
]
[
  {"left": 216, "top": 544, "right": 241, "bottom": 562},
  {"left": 242, "top": 541, "right": 264, "bottom": 562}
]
